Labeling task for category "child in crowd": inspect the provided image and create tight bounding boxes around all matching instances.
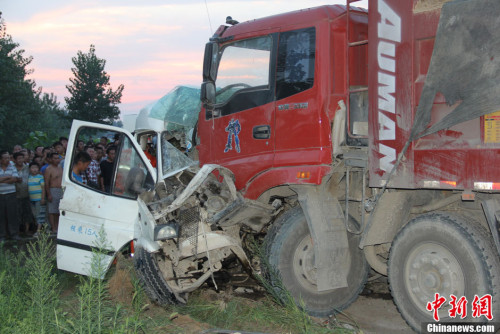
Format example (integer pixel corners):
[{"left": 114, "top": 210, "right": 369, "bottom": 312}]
[{"left": 28, "top": 162, "right": 46, "bottom": 236}]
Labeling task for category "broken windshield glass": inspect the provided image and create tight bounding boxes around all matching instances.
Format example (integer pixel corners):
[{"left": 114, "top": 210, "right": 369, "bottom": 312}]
[
  {"left": 161, "top": 132, "right": 197, "bottom": 177},
  {"left": 146, "top": 86, "right": 201, "bottom": 130}
]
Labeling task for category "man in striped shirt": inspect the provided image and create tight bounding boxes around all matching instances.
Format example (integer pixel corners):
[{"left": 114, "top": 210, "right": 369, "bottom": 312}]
[
  {"left": 0, "top": 150, "right": 20, "bottom": 241},
  {"left": 28, "top": 162, "right": 46, "bottom": 236}
]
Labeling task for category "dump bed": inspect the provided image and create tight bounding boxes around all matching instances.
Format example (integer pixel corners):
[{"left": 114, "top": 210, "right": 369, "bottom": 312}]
[{"left": 368, "top": 0, "right": 500, "bottom": 191}]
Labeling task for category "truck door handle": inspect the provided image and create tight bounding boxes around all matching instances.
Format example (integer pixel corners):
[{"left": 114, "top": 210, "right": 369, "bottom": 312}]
[{"left": 253, "top": 125, "right": 271, "bottom": 139}]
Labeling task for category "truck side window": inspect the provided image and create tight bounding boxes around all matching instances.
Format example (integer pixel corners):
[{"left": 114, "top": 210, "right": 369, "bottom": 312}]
[
  {"left": 112, "top": 136, "right": 154, "bottom": 199},
  {"left": 276, "top": 27, "right": 316, "bottom": 100},
  {"left": 211, "top": 35, "right": 276, "bottom": 117},
  {"left": 216, "top": 37, "right": 271, "bottom": 105}
]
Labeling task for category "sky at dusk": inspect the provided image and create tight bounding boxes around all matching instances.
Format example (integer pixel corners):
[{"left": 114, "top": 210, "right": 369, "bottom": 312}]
[{"left": 2, "top": 0, "right": 367, "bottom": 118}]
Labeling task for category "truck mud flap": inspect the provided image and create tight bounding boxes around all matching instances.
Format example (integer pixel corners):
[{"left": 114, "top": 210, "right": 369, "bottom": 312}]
[
  {"left": 360, "top": 192, "right": 412, "bottom": 248},
  {"left": 292, "top": 185, "right": 348, "bottom": 291},
  {"left": 481, "top": 199, "right": 500, "bottom": 257}
]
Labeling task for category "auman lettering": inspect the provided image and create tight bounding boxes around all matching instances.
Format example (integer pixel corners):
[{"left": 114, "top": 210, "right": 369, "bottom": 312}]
[
  {"left": 378, "top": 72, "right": 395, "bottom": 114},
  {"left": 376, "top": 0, "right": 401, "bottom": 172}
]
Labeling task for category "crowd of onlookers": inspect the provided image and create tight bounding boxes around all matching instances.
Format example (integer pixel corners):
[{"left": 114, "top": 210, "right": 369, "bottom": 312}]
[{"left": 0, "top": 135, "right": 119, "bottom": 242}]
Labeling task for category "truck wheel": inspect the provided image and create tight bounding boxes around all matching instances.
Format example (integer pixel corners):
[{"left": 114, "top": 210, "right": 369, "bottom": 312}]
[
  {"left": 388, "top": 213, "right": 500, "bottom": 331},
  {"left": 134, "top": 246, "right": 178, "bottom": 306},
  {"left": 263, "top": 205, "right": 369, "bottom": 317}
]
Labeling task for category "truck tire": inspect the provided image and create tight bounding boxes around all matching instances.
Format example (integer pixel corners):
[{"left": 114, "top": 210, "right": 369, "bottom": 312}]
[
  {"left": 263, "top": 205, "right": 369, "bottom": 317},
  {"left": 388, "top": 213, "right": 500, "bottom": 331},
  {"left": 134, "top": 246, "right": 178, "bottom": 306}
]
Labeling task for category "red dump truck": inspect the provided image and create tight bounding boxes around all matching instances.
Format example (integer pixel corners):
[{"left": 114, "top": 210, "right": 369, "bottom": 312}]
[{"left": 57, "top": 0, "right": 500, "bottom": 331}]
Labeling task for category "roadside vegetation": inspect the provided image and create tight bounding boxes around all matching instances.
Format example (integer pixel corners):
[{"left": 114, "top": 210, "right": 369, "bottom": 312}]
[{"left": 0, "top": 232, "right": 356, "bottom": 334}]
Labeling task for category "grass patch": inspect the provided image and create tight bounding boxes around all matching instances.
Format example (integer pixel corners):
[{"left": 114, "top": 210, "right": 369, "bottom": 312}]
[
  {"left": 54, "top": 228, "right": 171, "bottom": 334},
  {"left": 25, "top": 231, "right": 60, "bottom": 333},
  {"left": 0, "top": 231, "right": 60, "bottom": 334},
  {"left": 176, "top": 289, "right": 348, "bottom": 334},
  {"left": 0, "top": 231, "right": 171, "bottom": 334},
  {"left": 0, "top": 232, "right": 359, "bottom": 334}
]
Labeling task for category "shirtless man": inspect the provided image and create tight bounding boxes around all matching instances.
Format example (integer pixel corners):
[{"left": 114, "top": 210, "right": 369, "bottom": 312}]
[{"left": 45, "top": 152, "right": 63, "bottom": 233}]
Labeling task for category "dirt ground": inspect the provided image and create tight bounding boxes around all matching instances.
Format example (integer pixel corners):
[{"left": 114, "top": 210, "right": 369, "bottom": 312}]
[
  {"left": 341, "top": 277, "right": 413, "bottom": 333},
  {"left": 138, "top": 279, "right": 414, "bottom": 334},
  {"left": 108, "top": 257, "right": 413, "bottom": 333}
]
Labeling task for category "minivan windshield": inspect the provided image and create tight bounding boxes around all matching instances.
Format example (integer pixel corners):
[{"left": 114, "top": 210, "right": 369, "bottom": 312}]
[{"left": 161, "top": 133, "right": 197, "bottom": 177}]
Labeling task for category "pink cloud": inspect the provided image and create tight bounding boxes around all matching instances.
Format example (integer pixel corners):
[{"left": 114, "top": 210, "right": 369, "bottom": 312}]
[{"left": 5, "top": 0, "right": 367, "bottom": 116}]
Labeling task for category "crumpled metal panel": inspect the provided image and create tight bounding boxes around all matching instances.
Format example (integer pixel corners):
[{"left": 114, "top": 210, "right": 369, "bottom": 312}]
[{"left": 411, "top": 0, "right": 500, "bottom": 140}]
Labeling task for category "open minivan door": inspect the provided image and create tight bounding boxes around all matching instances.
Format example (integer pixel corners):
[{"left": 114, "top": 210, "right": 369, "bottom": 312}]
[{"left": 57, "top": 120, "right": 156, "bottom": 276}]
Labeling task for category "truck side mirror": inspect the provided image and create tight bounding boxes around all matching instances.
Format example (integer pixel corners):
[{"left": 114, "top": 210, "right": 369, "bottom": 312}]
[
  {"left": 201, "top": 81, "right": 216, "bottom": 106},
  {"left": 202, "top": 42, "right": 218, "bottom": 82}
]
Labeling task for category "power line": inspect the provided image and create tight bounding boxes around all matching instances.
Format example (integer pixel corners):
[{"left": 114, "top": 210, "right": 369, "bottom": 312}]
[{"left": 204, "top": 0, "right": 213, "bottom": 35}]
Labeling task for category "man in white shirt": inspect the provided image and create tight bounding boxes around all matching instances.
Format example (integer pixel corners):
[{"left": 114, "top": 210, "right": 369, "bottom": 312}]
[{"left": 0, "top": 150, "right": 20, "bottom": 241}]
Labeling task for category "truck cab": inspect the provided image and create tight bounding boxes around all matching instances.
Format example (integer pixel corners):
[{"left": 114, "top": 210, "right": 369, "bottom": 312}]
[{"left": 199, "top": 5, "right": 368, "bottom": 196}]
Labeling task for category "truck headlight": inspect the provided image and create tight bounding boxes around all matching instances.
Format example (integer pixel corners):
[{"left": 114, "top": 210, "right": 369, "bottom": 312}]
[{"left": 154, "top": 222, "right": 179, "bottom": 241}]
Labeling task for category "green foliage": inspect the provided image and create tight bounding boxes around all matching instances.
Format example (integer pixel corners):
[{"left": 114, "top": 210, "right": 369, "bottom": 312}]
[
  {"left": 24, "top": 131, "right": 50, "bottom": 150},
  {"left": 0, "top": 232, "right": 60, "bottom": 334},
  {"left": 0, "top": 13, "right": 36, "bottom": 150},
  {"left": 24, "top": 231, "right": 60, "bottom": 333},
  {"left": 67, "top": 228, "right": 113, "bottom": 334},
  {"left": 32, "top": 91, "right": 71, "bottom": 143},
  {"left": 112, "top": 119, "right": 123, "bottom": 128},
  {"left": 0, "top": 245, "right": 29, "bottom": 332},
  {"left": 128, "top": 273, "right": 149, "bottom": 332},
  {"left": 65, "top": 45, "right": 124, "bottom": 125},
  {"left": 178, "top": 291, "right": 341, "bottom": 334},
  {"left": 0, "top": 13, "right": 69, "bottom": 150},
  {"left": 0, "top": 231, "right": 162, "bottom": 334},
  {"left": 57, "top": 228, "right": 151, "bottom": 334}
]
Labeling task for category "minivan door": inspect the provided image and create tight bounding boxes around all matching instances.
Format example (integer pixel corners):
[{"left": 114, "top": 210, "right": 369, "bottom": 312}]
[{"left": 57, "top": 120, "right": 156, "bottom": 276}]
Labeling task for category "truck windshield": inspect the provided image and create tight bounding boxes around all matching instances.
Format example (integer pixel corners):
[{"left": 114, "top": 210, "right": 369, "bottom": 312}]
[{"left": 215, "top": 36, "right": 272, "bottom": 104}]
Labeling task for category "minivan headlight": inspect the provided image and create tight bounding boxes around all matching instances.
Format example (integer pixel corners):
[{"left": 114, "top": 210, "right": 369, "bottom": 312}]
[{"left": 154, "top": 222, "right": 179, "bottom": 241}]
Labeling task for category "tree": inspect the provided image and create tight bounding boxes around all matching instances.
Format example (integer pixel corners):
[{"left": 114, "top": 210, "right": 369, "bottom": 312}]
[
  {"left": 33, "top": 91, "right": 70, "bottom": 141},
  {"left": 0, "top": 11, "right": 35, "bottom": 148},
  {"left": 0, "top": 13, "right": 69, "bottom": 150},
  {"left": 112, "top": 119, "right": 123, "bottom": 128},
  {"left": 0, "top": 13, "right": 40, "bottom": 149},
  {"left": 65, "top": 45, "right": 124, "bottom": 124}
]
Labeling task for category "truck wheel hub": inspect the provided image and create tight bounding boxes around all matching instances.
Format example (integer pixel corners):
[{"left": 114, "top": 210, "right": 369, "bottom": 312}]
[
  {"left": 422, "top": 272, "right": 438, "bottom": 289},
  {"left": 293, "top": 235, "right": 317, "bottom": 289},
  {"left": 405, "top": 242, "right": 464, "bottom": 310}
]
